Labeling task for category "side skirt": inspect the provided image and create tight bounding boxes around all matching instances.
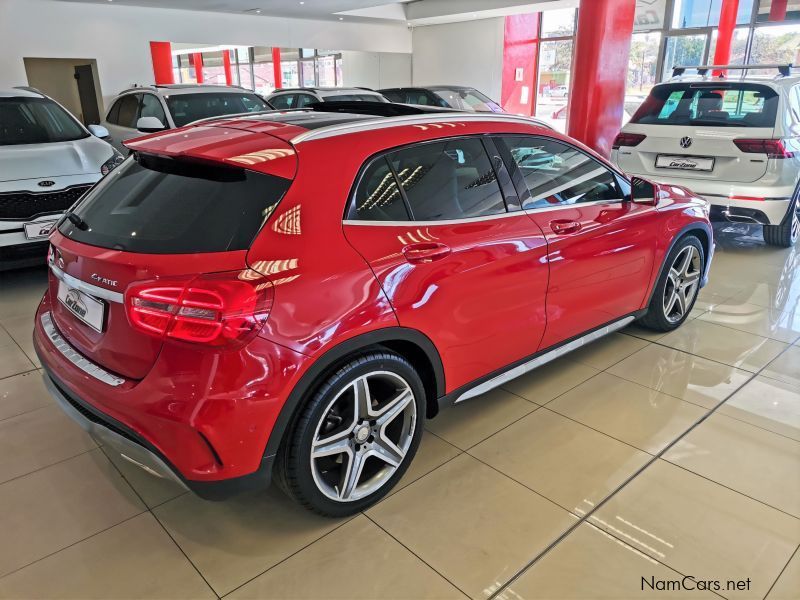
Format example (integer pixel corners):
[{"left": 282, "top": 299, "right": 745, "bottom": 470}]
[{"left": 439, "top": 312, "right": 641, "bottom": 409}]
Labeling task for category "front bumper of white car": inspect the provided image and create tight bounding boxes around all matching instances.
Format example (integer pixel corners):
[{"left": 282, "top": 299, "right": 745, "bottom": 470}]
[{"left": 0, "top": 174, "right": 100, "bottom": 269}]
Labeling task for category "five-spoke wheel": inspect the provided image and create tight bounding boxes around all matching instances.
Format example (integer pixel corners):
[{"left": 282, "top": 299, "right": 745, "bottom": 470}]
[{"left": 663, "top": 244, "right": 702, "bottom": 324}]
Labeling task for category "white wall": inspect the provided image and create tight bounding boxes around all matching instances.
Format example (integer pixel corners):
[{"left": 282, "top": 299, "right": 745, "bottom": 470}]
[
  {"left": 0, "top": 0, "right": 412, "bottom": 106},
  {"left": 340, "top": 52, "right": 412, "bottom": 89},
  {"left": 411, "top": 18, "right": 505, "bottom": 101}
]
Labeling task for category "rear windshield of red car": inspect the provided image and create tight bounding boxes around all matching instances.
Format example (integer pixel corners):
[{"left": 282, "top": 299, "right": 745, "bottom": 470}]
[
  {"left": 630, "top": 83, "right": 779, "bottom": 128},
  {"left": 58, "top": 153, "right": 290, "bottom": 254}
]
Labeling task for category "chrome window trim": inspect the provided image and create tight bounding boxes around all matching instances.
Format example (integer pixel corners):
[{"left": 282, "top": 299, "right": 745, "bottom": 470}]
[
  {"left": 455, "top": 315, "right": 636, "bottom": 404},
  {"left": 291, "top": 113, "right": 554, "bottom": 144},
  {"left": 40, "top": 312, "right": 126, "bottom": 387},
  {"left": 49, "top": 260, "right": 124, "bottom": 304},
  {"left": 342, "top": 198, "right": 626, "bottom": 226}
]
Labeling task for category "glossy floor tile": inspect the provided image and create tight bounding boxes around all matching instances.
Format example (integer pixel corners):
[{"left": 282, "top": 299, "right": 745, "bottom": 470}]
[
  {"left": 470, "top": 408, "right": 650, "bottom": 512},
  {"left": 368, "top": 454, "right": 576, "bottom": 599},
  {"left": 591, "top": 460, "right": 800, "bottom": 599},
  {"left": 0, "top": 225, "right": 799, "bottom": 599},
  {"left": 229, "top": 516, "right": 466, "bottom": 599},
  {"left": 547, "top": 372, "right": 709, "bottom": 454},
  {"left": 663, "top": 413, "right": 800, "bottom": 518},
  {"left": 499, "top": 522, "right": 717, "bottom": 599}
]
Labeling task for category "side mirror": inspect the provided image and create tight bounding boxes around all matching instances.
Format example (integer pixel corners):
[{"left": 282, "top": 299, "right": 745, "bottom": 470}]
[
  {"left": 630, "top": 176, "right": 658, "bottom": 206},
  {"left": 136, "top": 116, "right": 166, "bottom": 133},
  {"left": 87, "top": 124, "right": 109, "bottom": 138}
]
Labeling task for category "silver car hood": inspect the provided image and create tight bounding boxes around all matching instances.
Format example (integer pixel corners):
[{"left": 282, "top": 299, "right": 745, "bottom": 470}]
[{"left": 0, "top": 135, "right": 114, "bottom": 183}]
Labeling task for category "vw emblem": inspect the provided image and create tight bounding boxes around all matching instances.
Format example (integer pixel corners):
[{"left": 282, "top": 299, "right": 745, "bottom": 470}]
[
  {"left": 38, "top": 180, "right": 55, "bottom": 188},
  {"left": 680, "top": 137, "right": 693, "bottom": 149}
]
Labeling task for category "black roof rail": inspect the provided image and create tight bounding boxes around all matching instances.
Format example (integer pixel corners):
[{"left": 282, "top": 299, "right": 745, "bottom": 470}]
[{"left": 672, "top": 63, "right": 795, "bottom": 78}]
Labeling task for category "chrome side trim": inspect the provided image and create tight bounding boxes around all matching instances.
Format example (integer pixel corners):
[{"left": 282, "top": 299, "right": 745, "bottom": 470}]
[
  {"left": 291, "top": 113, "right": 554, "bottom": 144},
  {"left": 49, "top": 261, "right": 124, "bottom": 304},
  {"left": 455, "top": 315, "right": 636, "bottom": 404},
  {"left": 40, "top": 312, "right": 125, "bottom": 387}
]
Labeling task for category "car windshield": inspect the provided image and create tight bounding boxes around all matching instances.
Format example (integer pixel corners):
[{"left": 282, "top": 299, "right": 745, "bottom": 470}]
[
  {"left": 431, "top": 88, "right": 500, "bottom": 112},
  {"left": 0, "top": 97, "right": 88, "bottom": 146},
  {"left": 630, "top": 83, "right": 779, "bottom": 128},
  {"left": 165, "top": 92, "right": 271, "bottom": 127}
]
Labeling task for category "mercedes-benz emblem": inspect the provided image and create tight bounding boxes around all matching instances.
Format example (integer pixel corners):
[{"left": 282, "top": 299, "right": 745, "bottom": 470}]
[
  {"left": 680, "top": 137, "right": 693, "bottom": 149},
  {"left": 38, "top": 180, "right": 55, "bottom": 187}
]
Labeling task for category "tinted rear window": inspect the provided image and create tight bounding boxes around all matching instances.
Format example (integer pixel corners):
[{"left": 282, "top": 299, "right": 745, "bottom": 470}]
[
  {"left": 59, "top": 154, "right": 290, "bottom": 254},
  {"left": 630, "top": 83, "right": 779, "bottom": 128}
]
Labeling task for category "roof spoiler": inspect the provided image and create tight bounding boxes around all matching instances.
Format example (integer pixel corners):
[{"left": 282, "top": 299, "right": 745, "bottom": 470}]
[{"left": 672, "top": 64, "right": 795, "bottom": 78}]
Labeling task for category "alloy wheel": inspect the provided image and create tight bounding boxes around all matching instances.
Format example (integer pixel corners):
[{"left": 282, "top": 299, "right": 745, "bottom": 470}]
[
  {"left": 791, "top": 206, "right": 799, "bottom": 245},
  {"left": 663, "top": 245, "right": 701, "bottom": 323},
  {"left": 310, "top": 371, "right": 417, "bottom": 502}
]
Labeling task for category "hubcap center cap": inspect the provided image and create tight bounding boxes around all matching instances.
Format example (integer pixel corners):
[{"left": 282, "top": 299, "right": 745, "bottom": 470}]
[{"left": 354, "top": 425, "right": 370, "bottom": 444}]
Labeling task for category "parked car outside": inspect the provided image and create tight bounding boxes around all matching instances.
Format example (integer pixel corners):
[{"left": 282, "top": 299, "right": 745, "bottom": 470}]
[
  {"left": 101, "top": 84, "right": 272, "bottom": 153},
  {"left": 265, "top": 87, "right": 388, "bottom": 109},
  {"left": 35, "top": 107, "right": 712, "bottom": 516},
  {"left": 612, "top": 67, "right": 800, "bottom": 247},
  {"left": 0, "top": 87, "right": 122, "bottom": 270},
  {"left": 379, "top": 86, "right": 504, "bottom": 113},
  {"left": 544, "top": 85, "right": 569, "bottom": 98}
]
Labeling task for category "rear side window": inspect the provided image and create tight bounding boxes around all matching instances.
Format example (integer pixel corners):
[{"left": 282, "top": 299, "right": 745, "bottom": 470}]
[
  {"left": 350, "top": 158, "right": 408, "bottom": 221},
  {"left": 502, "top": 137, "right": 625, "bottom": 209},
  {"left": 59, "top": 154, "right": 290, "bottom": 254},
  {"left": 140, "top": 94, "right": 167, "bottom": 124},
  {"left": 388, "top": 138, "right": 506, "bottom": 221},
  {"left": 631, "top": 83, "right": 779, "bottom": 128},
  {"left": 380, "top": 90, "right": 404, "bottom": 103}
]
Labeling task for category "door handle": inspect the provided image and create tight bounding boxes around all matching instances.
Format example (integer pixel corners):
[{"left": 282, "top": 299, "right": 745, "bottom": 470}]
[
  {"left": 402, "top": 242, "right": 451, "bottom": 264},
  {"left": 550, "top": 219, "right": 582, "bottom": 235}
]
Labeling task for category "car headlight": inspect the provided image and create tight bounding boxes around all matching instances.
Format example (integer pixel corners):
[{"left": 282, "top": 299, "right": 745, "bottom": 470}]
[{"left": 101, "top": 151, "right": 125, "bottom": 176}]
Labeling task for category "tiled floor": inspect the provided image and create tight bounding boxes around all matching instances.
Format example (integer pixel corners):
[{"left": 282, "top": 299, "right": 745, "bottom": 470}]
[{"left": 0, "top": 223, "right": 798, "bottom": 599}]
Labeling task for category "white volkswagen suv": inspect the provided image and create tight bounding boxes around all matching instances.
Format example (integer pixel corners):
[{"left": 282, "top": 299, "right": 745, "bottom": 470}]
[
  {"left": 0, "top": 88, "right": 122, "bottom": 269},
  {"left": 612, "top": 65, "right": 800, "bottom": 247}
]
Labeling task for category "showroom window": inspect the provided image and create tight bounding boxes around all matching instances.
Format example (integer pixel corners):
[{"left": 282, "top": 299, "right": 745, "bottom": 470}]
[
  {"left": 536, "top": 8, "right": 577, "bottom": 133},
  {"left": 501, "top": 137, "right": 625, "bottom": 209},
  {"left": 388, "top": 139, "right": 507, "bottom": 221}
]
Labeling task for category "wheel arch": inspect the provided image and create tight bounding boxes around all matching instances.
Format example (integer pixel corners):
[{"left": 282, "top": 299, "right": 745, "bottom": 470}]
[{"left": 262, "top": 327, "right": 445, "bottom": 461}]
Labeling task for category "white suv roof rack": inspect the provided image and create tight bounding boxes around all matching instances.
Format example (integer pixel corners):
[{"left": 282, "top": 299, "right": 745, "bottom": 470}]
[{"left": 671, "top": 63, "right": 795, "bottom": 78}]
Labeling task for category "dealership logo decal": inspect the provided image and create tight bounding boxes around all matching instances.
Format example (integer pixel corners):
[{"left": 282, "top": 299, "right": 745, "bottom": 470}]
[
  {"left": 64, "top": 290, "right": 88, "bottom": 319},
  {"left": 680, "top": 137, "right": 693, "bottom": 149},
  {"left": 668, "top": 158, "right": 699, "bottom": 169},
  {"left": 38, "top": 180, "right": 55, "bottom": 187}
]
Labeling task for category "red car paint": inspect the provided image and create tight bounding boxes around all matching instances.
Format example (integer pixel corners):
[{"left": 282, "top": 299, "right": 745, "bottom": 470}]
[{"left": 33, "top": 112, "right": 711, "bottom": 495}]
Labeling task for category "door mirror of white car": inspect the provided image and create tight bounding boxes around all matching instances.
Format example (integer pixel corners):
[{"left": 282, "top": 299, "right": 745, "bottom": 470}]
[
  {"left": 630, "top": 176, "right": 658, "bottom": 206},
  {"left": 136, "top": 116, "right": 166, "bottom": 133},
  {"left": 88, "top": 124, "right": 110, "bottom": 139}
]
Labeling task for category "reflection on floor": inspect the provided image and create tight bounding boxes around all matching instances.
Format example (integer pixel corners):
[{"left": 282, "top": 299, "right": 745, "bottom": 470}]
[{"left": 0, "top": 223, "right": 798, "bottom": 599}]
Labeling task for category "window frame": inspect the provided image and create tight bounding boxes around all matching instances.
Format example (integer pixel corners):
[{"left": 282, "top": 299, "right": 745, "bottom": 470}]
[
  {"left": 115, "top": 93, "right": 142, "bottom": 129},
  {"left": 345, "top": 134, "right": 515, "bottom": 224},
  {"left": 495, "top": 134, "right": 631, "bottom": 211}
]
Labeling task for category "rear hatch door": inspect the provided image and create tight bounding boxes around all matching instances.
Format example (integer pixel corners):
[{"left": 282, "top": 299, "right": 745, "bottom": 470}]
[
  {"left": 617, "top": 82, "right": 779, "bottom": 184},
  {"left": 47, "top": 129, "right": 295, "bottom": 380}
]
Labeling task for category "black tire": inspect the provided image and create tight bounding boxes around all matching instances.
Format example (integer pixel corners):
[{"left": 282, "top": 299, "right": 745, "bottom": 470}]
[
  {"left": 275, "top": 351, "right": 425, "bottom": 517},
  {"left": 638, "top": 235, "right": 705, "bottom": 332},
  {"left": 763, "top": 200, "right": 799, "bottom": 248}
]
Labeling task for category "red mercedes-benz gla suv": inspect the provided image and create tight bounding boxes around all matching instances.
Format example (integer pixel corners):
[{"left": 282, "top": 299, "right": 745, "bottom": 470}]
[{"left": 33, "top": 106, "right": 712, "bottom": 516}]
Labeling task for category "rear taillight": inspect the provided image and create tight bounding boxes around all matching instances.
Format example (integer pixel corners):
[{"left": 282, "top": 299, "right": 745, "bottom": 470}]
[
  {"left": 612, "top": 132, "right": 646, "bottom": 149},
  {"left": 125, "top": 270, "right": 273, "bottom": 347},
  {"left": 733, "top": 138, "right": 795, "bottom": 159}
]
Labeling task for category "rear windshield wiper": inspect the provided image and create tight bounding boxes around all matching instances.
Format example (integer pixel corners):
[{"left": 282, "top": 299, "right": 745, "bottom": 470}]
[{"left": 63, "top": 211, "right": 89, "bottom": 231}]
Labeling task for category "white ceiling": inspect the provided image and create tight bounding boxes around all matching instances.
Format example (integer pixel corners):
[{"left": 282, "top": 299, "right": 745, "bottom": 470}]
[{"left": 53, "top": 0, "right": 573, "bottom": 25}]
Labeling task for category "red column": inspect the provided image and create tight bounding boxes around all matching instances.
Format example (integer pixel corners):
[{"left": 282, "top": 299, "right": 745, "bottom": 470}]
[
  {"left": 193, "top": 53, "right": 204, "bottom": 84},
  {"left": 223, "top": 50, "right": 233, "bottom": 86},
  {"left": 271, "top": 48, "right": 282, "bottom": 89},
  {"left": 501, "top": 14, "right": 539, "bottom": 116},
  {"left": 769, "top": 0, "right": 788, "bottom": 21},
  {"left": 712, "top": 0, "right": 740, "bottom": 76},
  {"left": 567, "top": 0, "right": 636, "bottom": 158},
  {"left": 149, "top": 41, "right": 174, "bottom": 85}
]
